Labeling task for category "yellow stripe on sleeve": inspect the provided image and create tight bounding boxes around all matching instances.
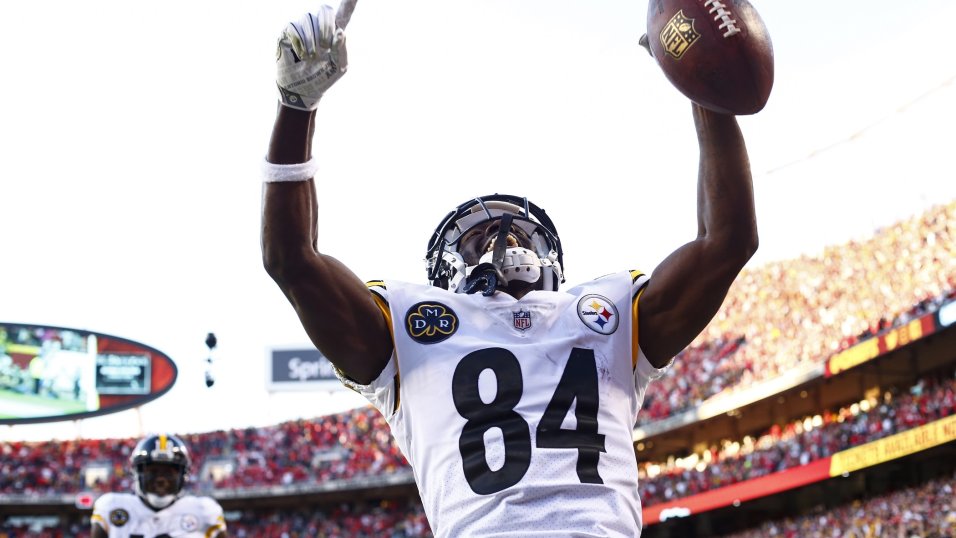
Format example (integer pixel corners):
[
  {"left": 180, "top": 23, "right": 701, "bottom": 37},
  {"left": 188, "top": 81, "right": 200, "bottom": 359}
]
[
  {"left": 630, "top": 270, "right": 648, "bottom": 369},
  {"left": 366, "top": 281, "right": 400, "bottom": 413},
  {"left": 369, "top": 292, "right": 392, "bottom": 328},
  {"left": 366, "top": 281, "right": 391, "bottom": 322},
  {"left": 91, "top": 513, "right": 107, "bottom": 531},
  {"left": 370, "top": 291, "right": 400, "bottom": 413}
]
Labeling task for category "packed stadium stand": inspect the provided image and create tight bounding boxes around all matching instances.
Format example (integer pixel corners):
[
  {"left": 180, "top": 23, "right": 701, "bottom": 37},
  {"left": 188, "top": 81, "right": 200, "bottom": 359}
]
[{"left": 1, "top": 200, "right": 954, "bottom": 537}]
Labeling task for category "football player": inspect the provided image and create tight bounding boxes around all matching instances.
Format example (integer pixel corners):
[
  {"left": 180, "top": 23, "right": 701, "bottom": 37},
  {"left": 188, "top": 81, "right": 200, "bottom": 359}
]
[
  {"left": 91, "top": 433, "right": 227, "bottom": 538},
  {"left": 261, "top": 1, "right": 757, "bottom": 536}
]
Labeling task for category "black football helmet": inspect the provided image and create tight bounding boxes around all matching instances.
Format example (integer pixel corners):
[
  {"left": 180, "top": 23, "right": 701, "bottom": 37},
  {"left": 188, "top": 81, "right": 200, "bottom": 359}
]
[
  {"left": 426, "top": 194, "right": 565, "bottom": 294},
  {"left": 129, "top": 433, "right": 190, "bottom": 509}
]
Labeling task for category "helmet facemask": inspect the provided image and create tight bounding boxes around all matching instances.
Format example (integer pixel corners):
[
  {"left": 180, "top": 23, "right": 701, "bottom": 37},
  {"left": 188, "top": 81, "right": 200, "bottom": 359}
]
[
  {"left": 130, "top": 434, "right": 190, "bottom": 510},
  {"left": 136, "top": 463, "right": 185, "bottom": 509},
  {"left": 426, "top": 195, "right": 564, "bottom": 295}
]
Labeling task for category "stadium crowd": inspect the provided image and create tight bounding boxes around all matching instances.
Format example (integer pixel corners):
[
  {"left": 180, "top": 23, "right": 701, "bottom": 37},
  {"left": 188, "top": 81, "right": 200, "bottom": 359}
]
[
  {"left": 0, "top": 497, "right": 435, "bottom": 538},
  {"left": 3, "top": 474, "right": 955, "bottom": 537},
  {"left": 639, "top": 369, "right": 956, "bottom": 506},
  {"left": 6, "top": 364, "right": 949, "bottom": 507},
  {"left": 721, "top": 471, "right": 956, "bottom": 538},
  {"left": 0, "top": 407, "right": 406, "bottom": 497},
  {"left": 639, "top": 200, "right": 956, "bottom": 425},
  {"left": 183, "top": 408, "right": 407, "bottom": 490},
  {"left": 227, "top": 500, "right": 431, "bottom": 538}
]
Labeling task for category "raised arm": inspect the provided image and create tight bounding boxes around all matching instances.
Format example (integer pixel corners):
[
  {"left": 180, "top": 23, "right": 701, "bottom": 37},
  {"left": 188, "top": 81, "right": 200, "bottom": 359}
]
[
  {"left": 261, "top": 1, "right": 391, "bottom": 384},
  {"left": 637, "top": 104, "right": 758, "bottom": 367}
]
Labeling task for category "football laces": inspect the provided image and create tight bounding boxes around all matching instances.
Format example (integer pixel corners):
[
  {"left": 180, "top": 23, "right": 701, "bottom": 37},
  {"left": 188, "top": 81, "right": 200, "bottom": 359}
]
[{"left": 703, "top": 0, "right": 741, "bottom": 37}]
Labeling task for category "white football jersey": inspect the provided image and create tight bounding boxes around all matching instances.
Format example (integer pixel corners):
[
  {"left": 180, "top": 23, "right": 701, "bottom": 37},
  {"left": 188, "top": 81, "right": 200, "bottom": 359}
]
[
  {"left": 340, "top": 270, "right": 668, "bottom": 537},
  {"left": 91, "top": 492, "right": 226, "bottom": 538}
]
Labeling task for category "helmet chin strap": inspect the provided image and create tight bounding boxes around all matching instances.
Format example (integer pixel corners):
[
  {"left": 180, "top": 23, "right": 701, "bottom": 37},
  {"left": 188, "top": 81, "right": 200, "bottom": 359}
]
[
  {"left": 489, "top": 213, "right": 513, "bottom": 271},
  {"left": 463, "top": 213, "right": 514, "bottom": 296}
]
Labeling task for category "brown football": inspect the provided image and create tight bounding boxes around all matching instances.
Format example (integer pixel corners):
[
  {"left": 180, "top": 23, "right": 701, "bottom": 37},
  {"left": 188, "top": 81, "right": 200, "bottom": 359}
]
[{"left": 646, "top": 0, "right": 774, "bottom": 115}]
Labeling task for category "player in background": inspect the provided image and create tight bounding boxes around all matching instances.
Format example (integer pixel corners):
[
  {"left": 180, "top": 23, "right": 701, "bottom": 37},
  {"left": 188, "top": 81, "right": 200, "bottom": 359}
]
[
  {"left": 260, "top": 1, "right": 757, "bottom": 536},
  {"left": 91, "top": 433, "right": 227, "bottom": 538}
]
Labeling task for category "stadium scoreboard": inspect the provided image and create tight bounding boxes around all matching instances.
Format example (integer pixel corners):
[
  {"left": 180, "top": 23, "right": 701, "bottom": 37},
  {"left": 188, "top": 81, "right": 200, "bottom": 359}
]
[{"left": 95, "top": 353, "right": 151, "bottom": 395}]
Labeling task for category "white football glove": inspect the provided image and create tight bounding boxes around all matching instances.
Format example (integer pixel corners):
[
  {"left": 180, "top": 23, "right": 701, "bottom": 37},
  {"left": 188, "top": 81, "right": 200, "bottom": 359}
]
[{"left": 275, "top": 0, "right": 358, "bottom": 111}]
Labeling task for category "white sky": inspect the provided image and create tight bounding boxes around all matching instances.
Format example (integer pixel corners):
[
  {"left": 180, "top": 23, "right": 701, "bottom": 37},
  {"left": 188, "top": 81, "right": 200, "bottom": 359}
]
[{"left": 1, "top": 0, "right": 955, "bottom": 442}]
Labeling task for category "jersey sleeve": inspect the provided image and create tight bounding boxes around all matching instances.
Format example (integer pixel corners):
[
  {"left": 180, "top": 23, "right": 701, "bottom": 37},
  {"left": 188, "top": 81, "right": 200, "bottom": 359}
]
[
  {"left": 333, "top": 280, "right": 401, "bottom": 420},
  {"left": 633, "top": 346, "right": 669, "bottom": 420},
  {"left": 90, "top": 492, "right": 116, "bottom": 532},
  {"left": 629, "top": 269, "right": 671, "bottom": 419},
  {"left": 199, "top": 496, "right": 227, "bottom": 537}
]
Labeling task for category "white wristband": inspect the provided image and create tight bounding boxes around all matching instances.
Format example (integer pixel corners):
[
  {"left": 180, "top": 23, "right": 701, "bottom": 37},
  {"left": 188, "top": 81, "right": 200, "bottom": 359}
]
[{"left": 262, "top": 157, "right": 319, "bottom": 182}]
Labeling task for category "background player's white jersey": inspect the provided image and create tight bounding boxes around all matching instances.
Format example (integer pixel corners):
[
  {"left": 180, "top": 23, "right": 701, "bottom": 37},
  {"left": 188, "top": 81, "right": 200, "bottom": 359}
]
[
  {"left": 341, "top": 270, "right": 668, "bottom": 537},
  {"left": 91, "top": 492, "right": 226, "bottom": 538}
]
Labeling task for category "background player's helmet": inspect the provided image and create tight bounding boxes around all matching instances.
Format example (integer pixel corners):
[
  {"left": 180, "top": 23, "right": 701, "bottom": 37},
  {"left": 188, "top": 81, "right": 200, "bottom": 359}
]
[
  {"left": 129, "top": 433, "right": 190, "bottom": 509},
  {"left": 426, "top": 194, "right": 565, "bottom": 292}
]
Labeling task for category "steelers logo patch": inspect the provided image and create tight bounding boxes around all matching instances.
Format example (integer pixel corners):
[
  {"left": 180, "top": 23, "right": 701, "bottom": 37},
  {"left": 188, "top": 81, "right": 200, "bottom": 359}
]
[
  {"left": 109, "top": 508, "right": 130, "bottom": 527},
  {"left": 181, "top": 514, "right": 200, "bottom": 531},
  {"left": 405, "top": 302, "right": 458, "bottom": 344},
  {"left": 577, "top": 294, "right": 619, "bottom": 335}
]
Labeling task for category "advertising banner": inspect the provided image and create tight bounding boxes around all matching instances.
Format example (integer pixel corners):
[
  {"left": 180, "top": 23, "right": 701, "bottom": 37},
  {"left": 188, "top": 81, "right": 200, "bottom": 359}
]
[
  {"left": 826, "top": 312, "right": 938, "bottom": 376},
  {"left": 266, "top": 347, "right": 343, "bottom": 392}
]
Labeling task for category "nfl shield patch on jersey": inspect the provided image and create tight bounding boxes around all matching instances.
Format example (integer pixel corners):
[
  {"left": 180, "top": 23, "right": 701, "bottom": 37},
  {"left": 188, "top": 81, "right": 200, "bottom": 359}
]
[{"left": 513, "top": 309, "right": 532, "bottom": 331}]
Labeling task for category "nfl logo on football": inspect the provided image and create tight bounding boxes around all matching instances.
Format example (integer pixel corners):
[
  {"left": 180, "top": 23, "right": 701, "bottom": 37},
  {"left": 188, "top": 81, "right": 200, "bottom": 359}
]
[{"left": 513, "top": 309, "right": 532, "bottom": 331}]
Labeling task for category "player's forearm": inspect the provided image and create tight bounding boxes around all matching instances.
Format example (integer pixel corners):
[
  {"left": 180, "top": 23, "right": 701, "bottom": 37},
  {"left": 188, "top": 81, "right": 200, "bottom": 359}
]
[
  {"left": 268, "top": 106, "right": 316, "bottom": 164},
  {"left": 261, "top": 179, "right": 318, "bottom": 272},
  {"left": 693, "top": 105, "right": 758, "bottom": 262},
  {"left": 262, "top": 105, "right": 320, "bottom": 276}
]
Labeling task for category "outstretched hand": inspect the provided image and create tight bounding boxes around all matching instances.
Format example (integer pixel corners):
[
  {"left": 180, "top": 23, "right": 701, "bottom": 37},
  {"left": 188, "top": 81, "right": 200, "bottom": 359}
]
[
  {"left": 335, "top": 0, "right": 358, "bottom": 30},
  {"left": 275, "top": 0, "right": 359, "bottom": 111}
]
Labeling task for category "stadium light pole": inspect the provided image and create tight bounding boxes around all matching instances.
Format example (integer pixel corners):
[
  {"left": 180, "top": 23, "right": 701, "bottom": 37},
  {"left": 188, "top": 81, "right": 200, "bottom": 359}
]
[{"left": 204, "top": 332, "right": 217, "bottom": 388}]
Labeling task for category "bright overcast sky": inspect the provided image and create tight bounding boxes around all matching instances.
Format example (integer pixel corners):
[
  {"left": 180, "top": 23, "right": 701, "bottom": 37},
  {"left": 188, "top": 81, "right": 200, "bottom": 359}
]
[{"left": 1, "top": 0, "right": 955, "bottom": 442}]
